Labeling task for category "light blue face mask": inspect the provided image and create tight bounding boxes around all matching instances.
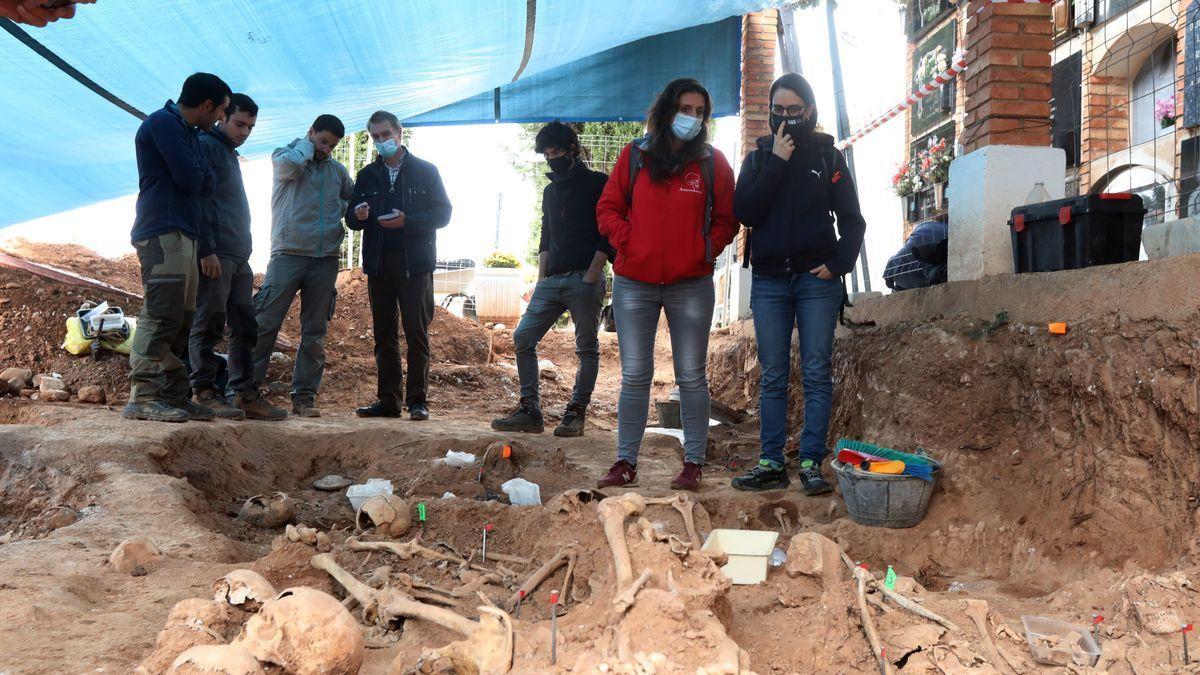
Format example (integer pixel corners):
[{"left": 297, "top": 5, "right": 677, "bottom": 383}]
[
  {"left": 375, "top": 137, "right": 399, "bottom": 159},
  {"left": 670, "top": 113, "right": 703, "bottom": 141}
]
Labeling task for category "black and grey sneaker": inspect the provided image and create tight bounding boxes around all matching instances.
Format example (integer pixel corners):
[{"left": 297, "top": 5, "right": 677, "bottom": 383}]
[
  {"left": 553, "top": 402, "right": 586, "bottom": 437},
  {"left": 797, "top": 459, "right": 833, "bottom": 496},
  {"left": 292, "top": 399, "right": 321, "bottom": 418},
  {"left": 731, "top": 460, "right": 791, "bottom": 492},
  {"left": 409, "top": 403, "right": 429, "bottom": 421},
  {"left": 122, "top": 400, "right": 189, "bottom": 423},
  {"left": 491, "top": 398, "right": 544, "bottom": 433}
]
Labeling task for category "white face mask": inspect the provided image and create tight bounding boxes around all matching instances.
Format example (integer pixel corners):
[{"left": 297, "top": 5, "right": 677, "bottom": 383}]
[
  {"left": 671, "top": 113, "right": 703, "bottom": 141},
  {"left": 375, "top": 137, "right": 399, "bottom": 158}
]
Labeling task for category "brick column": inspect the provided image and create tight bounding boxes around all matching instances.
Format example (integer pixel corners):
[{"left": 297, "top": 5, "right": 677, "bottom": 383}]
[
  {"left": 962, "top": 2, "right": 1054, "bottom": 152},
  {"left": 740, "top": 10, "right": 777, "bottom": 157}
]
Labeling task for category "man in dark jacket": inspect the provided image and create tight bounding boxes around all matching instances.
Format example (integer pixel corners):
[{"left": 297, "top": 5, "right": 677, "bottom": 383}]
[
  {"left": 492, "top": 121, "right": 612, "bottom": 436},
  {"left": 189, "top": 93, "right": 287, "bottom": 422},
  {"left": 348, "top": 111, "right": 452, "bottom": 421},
  {"left": 730, "top": 73, "right": 866, "bottom": 496},
  {"left": 124, "top": 73, "right": 230, "bottom": 424}
]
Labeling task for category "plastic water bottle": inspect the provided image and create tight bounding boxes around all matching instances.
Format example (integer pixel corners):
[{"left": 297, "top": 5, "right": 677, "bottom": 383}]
[
  {"left": 770, "top": 547, "right": 787, "bottom": 567},
  {"left": 1026, "top": 181, "right": 1051, "bottom": 205}
]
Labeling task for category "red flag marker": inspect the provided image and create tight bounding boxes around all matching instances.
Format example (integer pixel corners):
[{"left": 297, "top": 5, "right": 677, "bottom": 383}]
[{"left": 550, "top": 591, "right": 561, "bottom": 665}]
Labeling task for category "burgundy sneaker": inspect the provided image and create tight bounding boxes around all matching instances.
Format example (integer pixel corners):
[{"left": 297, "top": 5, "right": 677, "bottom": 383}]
[
  {"left": 597, "top": 460, "right": 638, "bottom": 489},
  {"left": 670, "top": 462, "right": 703, "bottom": 491}
]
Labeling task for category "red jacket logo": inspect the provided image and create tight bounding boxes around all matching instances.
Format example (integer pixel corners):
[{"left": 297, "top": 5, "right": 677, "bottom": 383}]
[{"left": 680, "top": 171, "right": 702, "bottom": 194}]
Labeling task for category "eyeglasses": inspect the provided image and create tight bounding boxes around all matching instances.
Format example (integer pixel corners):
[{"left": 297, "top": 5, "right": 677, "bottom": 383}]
[{"left": 770, "top": 104, "right": 808, "bottom": 117}]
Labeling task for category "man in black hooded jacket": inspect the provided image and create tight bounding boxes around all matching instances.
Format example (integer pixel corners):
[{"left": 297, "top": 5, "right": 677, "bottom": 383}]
[
  {"left": 731, "top": 73, "right": 866, "bottom": 497},
  {"left": 346, "top": 110, "right": 452, "bottom": 421}
]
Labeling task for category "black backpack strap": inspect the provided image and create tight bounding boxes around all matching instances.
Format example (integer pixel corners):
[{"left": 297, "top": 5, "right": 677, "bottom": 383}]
[
  {"left": 625, "top": 141, "right": 643, "bottom": 206},
  {"left": 700, "top": 150, "right": 715, "bottom": 264}
]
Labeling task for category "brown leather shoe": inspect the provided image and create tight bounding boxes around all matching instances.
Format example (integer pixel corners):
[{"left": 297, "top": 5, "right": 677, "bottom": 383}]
[
  {"left": 195, "top": 389, "right": 245, "bottom": 421},
  {"left": 292, "top": 399, "right": 321, "bottom": 418},
  {"left": 670, "top": 462, "right": 703, "bottom": 491},
  {"left": 597, "top": 460, "right": 638, "bottom": 489},
  {"left": 236, "top": 391, "right": 288, "bottom": 421}
]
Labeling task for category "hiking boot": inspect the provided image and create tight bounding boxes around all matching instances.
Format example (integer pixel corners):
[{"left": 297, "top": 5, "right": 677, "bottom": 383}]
[
  {"left": 409, "top": 403, "right": 429, "bottom": 421},
  {"left": 553, "top": 402, "right": 586, "bottom": 437},
  {"left": 597, "top": 460, "right": 638, "bottom": 489},
  {"left": 173, "top": 399, "right": 216, "bottom": 421},
  {"left": 292, "top": 399, "right": 321, "bottom": 418},
  {"left": 670, "top": 462, "right": 703, "bottom": 491},
  {"left": 195, "top": 390, "right": 246, "bottom": 421},
  {"left": 236, "top": 391, "right": 288, "bottom": 421},
  {"left": 731, "top": 460, "right": 791, "bottom": 492},
  {"left": 491, "top": 398, "right": 544, "bottom": 433},
  {"left": 122, "top": 400, "right": 188, "bottom": 423},
  {"left": 797, "top": 459, "right": 833, "bottom": 496},
  {"left": 356, "top": 399, "right": 401, "bottom": 418}
]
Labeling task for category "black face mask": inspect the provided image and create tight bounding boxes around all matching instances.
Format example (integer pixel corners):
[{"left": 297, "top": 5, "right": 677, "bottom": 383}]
[
  {"left": 547, "top": 155, "right": 574, "bottom": 176},
  {"left": 769, "top": 112, "right": 816, "bottom": 143}
]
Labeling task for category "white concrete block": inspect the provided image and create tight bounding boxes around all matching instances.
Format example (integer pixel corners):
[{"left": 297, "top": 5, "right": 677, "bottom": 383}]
[
  {"left": 1142, "top": 218, "right": 1200, "bottom": 259},
  {"left": 946, "top": 145, "right": 1067, "bottom": 281}
]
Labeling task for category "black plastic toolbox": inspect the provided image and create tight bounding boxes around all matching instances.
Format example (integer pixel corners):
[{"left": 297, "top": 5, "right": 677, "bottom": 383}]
[{"left": 1009, "top": 193, "right": 1145, "bottom": 273}]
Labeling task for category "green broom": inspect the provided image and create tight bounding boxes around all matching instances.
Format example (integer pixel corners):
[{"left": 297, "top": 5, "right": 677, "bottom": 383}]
[{"left": 835, "top": 438, "right": 939, "bottom": 481}]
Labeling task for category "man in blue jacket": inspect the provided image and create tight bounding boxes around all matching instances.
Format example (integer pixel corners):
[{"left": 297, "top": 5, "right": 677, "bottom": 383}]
[
  {"left": 347, "top": 111, "right": 452, "bottom": 421},
  {"left": 124, "top": 73, "right": 230, "bottom": 423},
  {"left": 190, "top": 93, "right": 288, "bottom": 422}
]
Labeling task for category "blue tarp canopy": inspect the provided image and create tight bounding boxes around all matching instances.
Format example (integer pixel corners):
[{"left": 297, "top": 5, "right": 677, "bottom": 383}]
[{"left": 1, "top": 0, "right": 781, "bottom": 227}]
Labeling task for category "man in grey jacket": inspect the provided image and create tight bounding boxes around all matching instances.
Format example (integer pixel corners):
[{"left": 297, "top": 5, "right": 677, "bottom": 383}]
[
  {"left": 251, "top": 114, "right": 354, "bottom": 417},
  {"left": 190, "top": 93, "right": 288, "bottom": 422}
]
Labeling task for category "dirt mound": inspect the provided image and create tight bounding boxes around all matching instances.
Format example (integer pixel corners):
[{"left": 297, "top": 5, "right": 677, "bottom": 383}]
[{"left": 3, "top": 239, "right": 143, "bottom": 296}]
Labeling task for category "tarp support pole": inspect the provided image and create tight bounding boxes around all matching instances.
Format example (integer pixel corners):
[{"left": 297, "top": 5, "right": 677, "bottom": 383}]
[{"left": 0, "top": 18, "right": 146, "bottom": 120}]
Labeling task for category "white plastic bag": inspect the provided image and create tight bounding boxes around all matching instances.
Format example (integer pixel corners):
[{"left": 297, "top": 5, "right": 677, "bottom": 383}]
[
  {"left": 439, "top": 450, "right": 476, "bottom": 468},
  {"left": 346, "top": 478, "right": 393, "bottom": 512},
  {"left": 501, "top": 477, "right": 542, "bottom": 506}
]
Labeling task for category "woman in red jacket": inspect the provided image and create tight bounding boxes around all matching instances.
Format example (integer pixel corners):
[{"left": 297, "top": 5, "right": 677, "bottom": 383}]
[{"left": 595, "top": 78, "right": 738, "bottom": 491}]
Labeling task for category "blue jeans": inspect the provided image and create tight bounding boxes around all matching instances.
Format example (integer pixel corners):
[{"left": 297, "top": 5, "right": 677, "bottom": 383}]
[
  {"left": 752, "top": 272, "right": 842, "bottom": 465},
  {"left": 613, "top": 274, "right": 714, "bottom": 465},
  {"left": 514, "top": 271, "right": 605, "bottom": 407}
]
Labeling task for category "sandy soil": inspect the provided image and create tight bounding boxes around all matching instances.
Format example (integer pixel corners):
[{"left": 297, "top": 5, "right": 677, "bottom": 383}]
[{"left": 1, "top": 244, "right": 1199, "bottom": 673}]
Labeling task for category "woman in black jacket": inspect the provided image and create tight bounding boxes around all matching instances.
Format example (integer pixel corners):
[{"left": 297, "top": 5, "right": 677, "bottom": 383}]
[{"left": 730, "top": 73, "right": 866, "bottom": 496}]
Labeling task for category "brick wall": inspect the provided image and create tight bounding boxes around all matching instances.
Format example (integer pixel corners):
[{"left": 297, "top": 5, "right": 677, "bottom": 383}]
[
  {"left": 962, "top": 2, "right": 1054, "bottom": 151},
  {"left": 740, "top": 10, "right": 777, "bottom": 161}
]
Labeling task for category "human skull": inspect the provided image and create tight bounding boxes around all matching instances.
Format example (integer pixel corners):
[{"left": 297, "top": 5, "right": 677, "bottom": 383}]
[
  {"left": 170, "top": 644, "right": 265, "bottom": 674},
  {"left": 238, "top": 492, "right": 296, "bottom": 529},
  {"left": 355, "top": 494, "right": 411, "bottom": 537},
  {"left": 213, "top": 570, "right": 277, "bottom": 612},
  {"left": 234, "top": 587, "right": 364, "bottom": 675},
  {"left": 110, "top": 535, "right": 162, "bottom": 574}
]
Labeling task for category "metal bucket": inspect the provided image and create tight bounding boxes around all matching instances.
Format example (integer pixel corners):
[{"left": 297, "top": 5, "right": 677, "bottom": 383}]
[{"left": 832, "top": 459, "right": 941, "bottom": 529}]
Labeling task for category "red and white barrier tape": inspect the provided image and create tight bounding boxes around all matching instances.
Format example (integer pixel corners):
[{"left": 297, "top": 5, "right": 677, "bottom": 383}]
[{"left": 836, "top": 50, "right": 968, "bottom": 150}]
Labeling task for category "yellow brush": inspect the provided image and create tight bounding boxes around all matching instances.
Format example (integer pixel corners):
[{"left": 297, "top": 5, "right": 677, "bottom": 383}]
[{"left": 860, "top": 460, "right": 906, "bottom": 475}]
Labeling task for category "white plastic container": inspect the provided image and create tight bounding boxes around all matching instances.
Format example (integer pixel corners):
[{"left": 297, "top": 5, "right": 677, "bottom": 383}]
[
  {"left": 1021, "top": 615, "right": 1101, "bottom": 667},
  {"left": 346, "top": 478, "right": 393, "bottom": 512},
  {"left": 474, "top": 267, "right": 524, "bottom": 324},
  {"left": 701, "top": 529, "right": 780, "bottom": 585}
]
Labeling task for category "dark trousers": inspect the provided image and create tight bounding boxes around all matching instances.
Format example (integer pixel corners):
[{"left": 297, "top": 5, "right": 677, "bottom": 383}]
[
  {"left": 189, "top": 256, "right": 257, "bottom": 395},
  {"left": 368, "top": 251, "right": 433, "bottom": 409},
  {"left": 129, "top": 231, "right": 198, "bottom": 404},
  {"left": 514, "top": 271, "right": 604, "bottom": 407},
  {"left": 251, "top": 254, "right": 339, "bottom": 403}
]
